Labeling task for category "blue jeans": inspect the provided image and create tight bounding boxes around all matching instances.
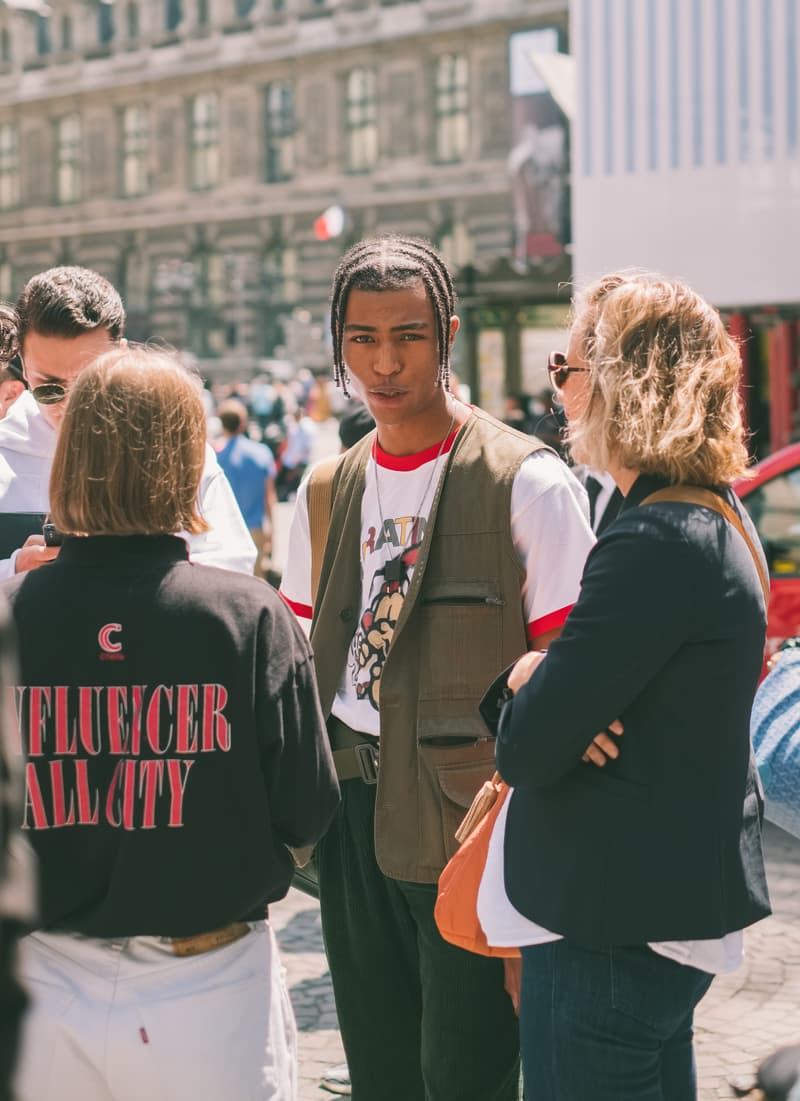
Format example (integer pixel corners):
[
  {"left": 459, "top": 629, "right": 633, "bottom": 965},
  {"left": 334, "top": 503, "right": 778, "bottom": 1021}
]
[{"left": 519, "top": 941, "right": 714, "bottom": 1101}]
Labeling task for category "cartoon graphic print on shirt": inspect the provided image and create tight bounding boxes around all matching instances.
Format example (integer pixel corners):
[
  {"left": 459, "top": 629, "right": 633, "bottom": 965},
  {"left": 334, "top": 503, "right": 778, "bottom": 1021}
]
[
  {"left": 280, "top": 444, "right": 595, "bottom": 739},
  {"left": 350, "top": 539, "right": 422, "bottom": 710}
]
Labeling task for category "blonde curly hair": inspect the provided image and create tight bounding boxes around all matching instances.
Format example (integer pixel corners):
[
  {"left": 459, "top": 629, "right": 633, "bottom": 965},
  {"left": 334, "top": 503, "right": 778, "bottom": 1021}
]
[{"left": 565, "top": 272, "right": 748, "bottom": 486}]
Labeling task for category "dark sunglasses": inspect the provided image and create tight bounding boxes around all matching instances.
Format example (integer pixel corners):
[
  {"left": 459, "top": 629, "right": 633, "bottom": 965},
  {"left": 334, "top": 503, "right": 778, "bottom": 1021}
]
[
  {"left": 547, "top": 351, "right": 589, "bottom": 392},
  {"left": 30, "top": 381, "right": 70, "bottom": 406}
]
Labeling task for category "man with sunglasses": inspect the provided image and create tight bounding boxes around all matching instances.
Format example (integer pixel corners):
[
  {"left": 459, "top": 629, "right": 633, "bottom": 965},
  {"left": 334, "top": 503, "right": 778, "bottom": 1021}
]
[{"left": 0, "top": 267, "right": 255, "bottom": 576}]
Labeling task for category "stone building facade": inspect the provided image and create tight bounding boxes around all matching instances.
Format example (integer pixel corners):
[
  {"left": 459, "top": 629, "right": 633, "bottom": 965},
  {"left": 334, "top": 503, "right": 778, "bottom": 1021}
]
[{"left": 0, "top": 0, "right": 568, "bottom": 384}]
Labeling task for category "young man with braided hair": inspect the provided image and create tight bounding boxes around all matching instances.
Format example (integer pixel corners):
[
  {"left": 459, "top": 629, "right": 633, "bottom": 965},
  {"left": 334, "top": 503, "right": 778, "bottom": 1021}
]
[{"left": 281, "top": 235, "right": 594, "bottom": 1100}]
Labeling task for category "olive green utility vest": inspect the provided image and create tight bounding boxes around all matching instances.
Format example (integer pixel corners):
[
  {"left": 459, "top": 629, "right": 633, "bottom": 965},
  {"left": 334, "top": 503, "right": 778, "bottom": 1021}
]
[{"left": 311, "top": 408, "right": 547, "bottom": 883}]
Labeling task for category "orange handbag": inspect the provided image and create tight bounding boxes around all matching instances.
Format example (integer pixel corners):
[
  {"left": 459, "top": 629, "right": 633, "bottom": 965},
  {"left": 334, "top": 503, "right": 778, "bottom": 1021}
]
[{"left": 434, "top": 772, "right": 521, "bottom": 959}]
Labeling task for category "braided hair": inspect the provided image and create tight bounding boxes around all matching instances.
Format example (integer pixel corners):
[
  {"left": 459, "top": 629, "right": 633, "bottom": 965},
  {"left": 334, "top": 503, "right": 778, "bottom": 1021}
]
[
  {"left": 330, "top": 235, "right": 456, "bottom": 397},
  {"left": 0, "top": 306, "right": 18, "bottom": 365}
]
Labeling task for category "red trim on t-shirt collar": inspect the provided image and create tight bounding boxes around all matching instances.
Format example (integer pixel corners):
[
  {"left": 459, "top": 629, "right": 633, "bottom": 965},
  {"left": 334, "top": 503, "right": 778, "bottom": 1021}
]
[{"left": 373, "top": 414, "right": 471, "bottom": 471}]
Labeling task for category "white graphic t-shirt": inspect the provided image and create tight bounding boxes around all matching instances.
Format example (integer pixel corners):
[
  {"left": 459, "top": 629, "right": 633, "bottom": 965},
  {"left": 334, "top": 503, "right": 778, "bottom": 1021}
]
[{"left": 280, "top": 423, "right": 595, "bottom": 738}]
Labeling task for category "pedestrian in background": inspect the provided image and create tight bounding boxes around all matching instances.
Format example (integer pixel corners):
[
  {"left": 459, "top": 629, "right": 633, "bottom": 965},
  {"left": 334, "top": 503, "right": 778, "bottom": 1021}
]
[
  {"left": 489, "top": 272, "right": 771, "bottom": 1101},
  {"left": 7, "top": 346, "right": 339, "bottom": 1101},
  {"left": 276, "top": 408, "right": 317, "bottom": 502},
  {"left": 281, "top": 234, "right": 594, "bottom": 1101},
  {"left": 215, "top": 398, "right": 277, "bottom": 578},
  {"left": 337, "top": 401, "right": 375, "bottom": 452}
]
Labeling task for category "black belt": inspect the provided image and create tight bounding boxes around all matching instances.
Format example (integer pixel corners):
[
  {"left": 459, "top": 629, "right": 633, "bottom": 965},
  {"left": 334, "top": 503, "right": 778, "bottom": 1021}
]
[{"left": 329, "top": 718, "right": 379, "bottom": 785}]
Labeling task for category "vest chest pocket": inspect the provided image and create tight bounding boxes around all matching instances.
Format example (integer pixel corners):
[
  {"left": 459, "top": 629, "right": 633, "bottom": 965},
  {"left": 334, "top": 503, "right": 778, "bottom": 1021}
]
[{"left": 417, "top": 579, "right": 504, "bottom": 701}]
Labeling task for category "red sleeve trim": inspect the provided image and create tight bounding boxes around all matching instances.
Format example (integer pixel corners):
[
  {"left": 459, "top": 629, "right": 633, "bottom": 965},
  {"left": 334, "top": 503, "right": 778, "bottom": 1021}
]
[
  {"left": 280, "top": 592, "right": 313, "bottom": 620},
  {"left": 527, "top": 604, "right": 574, "bottom": 641}
]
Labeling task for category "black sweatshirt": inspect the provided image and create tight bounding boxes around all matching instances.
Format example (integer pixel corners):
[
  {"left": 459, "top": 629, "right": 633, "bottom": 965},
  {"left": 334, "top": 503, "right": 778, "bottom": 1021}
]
[{"left": 2, "top": 535, "right": 339, "bottom": 938}]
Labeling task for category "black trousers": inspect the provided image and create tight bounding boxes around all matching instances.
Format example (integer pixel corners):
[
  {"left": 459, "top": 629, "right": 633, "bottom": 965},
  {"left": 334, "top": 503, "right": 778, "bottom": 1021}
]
[{"left": 317, "top": 776, "right": 520, "bottom": 1101}]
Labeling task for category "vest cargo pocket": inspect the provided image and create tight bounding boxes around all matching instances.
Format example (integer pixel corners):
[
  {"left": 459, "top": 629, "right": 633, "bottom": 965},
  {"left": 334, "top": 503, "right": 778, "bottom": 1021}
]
[{"left": 418, "top": 739, "right": 496, "bottom": 866}]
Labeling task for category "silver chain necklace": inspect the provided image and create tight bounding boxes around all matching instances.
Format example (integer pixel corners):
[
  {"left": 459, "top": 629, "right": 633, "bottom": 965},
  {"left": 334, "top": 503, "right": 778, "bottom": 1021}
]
[{"left": 373, "top": 407, "right": 456, "bottom": 583}]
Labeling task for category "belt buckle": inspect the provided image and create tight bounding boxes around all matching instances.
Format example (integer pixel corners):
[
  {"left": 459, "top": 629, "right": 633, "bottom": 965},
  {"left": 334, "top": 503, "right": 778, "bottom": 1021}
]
[{"left": 355, "top": 743, "right": 378, "bottom": 785}]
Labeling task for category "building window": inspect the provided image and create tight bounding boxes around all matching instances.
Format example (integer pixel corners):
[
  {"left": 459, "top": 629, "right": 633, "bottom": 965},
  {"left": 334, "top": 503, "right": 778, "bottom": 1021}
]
[
  {"left": 188, "top": 251, "right": 227, "bottom": 357},
  {"left": 189, "top": 251, "right": 225, "bottom": 309},
  {"left": 434, "top": 54, "right": 469, "bottom": 163},
  {"left": 98, "top": 1, "right": 114, "bottom": 44},
  {"left": 262, "top": 244, "right": 299, "bottom": 303},
  {"left": 0, "top": 260, "right": 12, "bottom": 301},
  {"left": 234, "top": 0, "right": 255, "bottom": 17},
  {"left": 165, "top": 0, "right": 182, "bottom": 32},
  {"left": 120, "top": 105, "right": 148, "bottom": 197},
  {"left": 345, "top": 68, "right": 378, "bottom": 173},
  {"left": 56, "top": 114, "right": 81, "bottom": 204},
  {"left": 121, "top": 249, "right": 149, "bottom": 313},
  {"left": 261, "top": 245, "right": 298, "bottom": 355},
  {"left": 265, "top": 82, "right": 294, "bottom": 182},
  {"left": 197, "top": 0, "right": 209, "bottom": 26},
  {"left": 35, "top": 14, "right": 51, "bottom": 56},
  {"left": 0, "top": 124, "right": 20, "bottom": 211},
  {"left": 189, "top": 93, "right": 219, "bottom": 190},
  {"left": 206, "top": 253, "right": 225, "bottom": 308},
  {"left": 60, "top": 13, "right": 71, "bottom": 51},
  {"left": 0, "top": 27, "right": 10, "bottom": 65},
  {"left": 126, "top": 2, "right": 139, "bottom": 39}
]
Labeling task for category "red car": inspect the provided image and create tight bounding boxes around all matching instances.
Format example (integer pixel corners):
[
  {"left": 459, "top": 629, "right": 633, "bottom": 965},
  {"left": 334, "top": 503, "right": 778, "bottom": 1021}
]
[{"left": 735, "top": 443, "right": 800, "bottom": 664}]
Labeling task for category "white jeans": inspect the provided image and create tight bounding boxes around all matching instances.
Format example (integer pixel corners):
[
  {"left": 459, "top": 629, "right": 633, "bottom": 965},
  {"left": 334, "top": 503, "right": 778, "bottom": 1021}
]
[{"left": 13, "top": 920, "right": 297, "bottom": 1101}]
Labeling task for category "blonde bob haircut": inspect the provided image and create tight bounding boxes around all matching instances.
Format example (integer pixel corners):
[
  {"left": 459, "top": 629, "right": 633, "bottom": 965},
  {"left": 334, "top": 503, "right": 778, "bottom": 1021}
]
[
  {"left": 50, "top": 346, "right": 209, "bottom": 537},
  {"left": 566, "top": 272, "right": 748, "bottom": 486}
]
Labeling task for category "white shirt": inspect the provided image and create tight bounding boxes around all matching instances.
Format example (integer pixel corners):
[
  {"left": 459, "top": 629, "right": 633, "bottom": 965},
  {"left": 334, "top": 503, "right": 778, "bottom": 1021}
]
[
  {"left": 477, "top": 794, "right": 744, "bottom": 974},
  {"left": 280, "top": 425, "right": 595, "bottom": 736},
  {"left": 586, "top": 469, "right": 618, "bottom": 532},
  {"left": 0, "top": 391, "right": 256, "bottom": 577}
]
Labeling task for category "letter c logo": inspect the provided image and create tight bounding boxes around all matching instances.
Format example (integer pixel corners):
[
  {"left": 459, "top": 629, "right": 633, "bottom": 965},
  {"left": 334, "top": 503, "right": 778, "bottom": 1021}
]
[{"left": 98, "top": 623, "right": 123, "bottom": 653}]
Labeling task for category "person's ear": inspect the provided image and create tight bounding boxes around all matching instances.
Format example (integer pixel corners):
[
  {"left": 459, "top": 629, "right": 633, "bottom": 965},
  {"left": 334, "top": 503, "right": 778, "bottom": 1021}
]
[{"left": 449, "top": 315, "right": 460, "bottom": 348}]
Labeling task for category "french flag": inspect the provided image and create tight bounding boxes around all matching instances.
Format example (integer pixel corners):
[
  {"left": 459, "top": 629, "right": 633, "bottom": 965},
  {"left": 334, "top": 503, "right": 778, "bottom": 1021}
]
[{"left": 314, "top": 204, "right": 346, "bottom": 242}]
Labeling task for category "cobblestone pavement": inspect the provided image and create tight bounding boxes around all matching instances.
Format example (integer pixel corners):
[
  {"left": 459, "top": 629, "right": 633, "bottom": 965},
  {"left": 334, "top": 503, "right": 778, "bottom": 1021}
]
[
  {"left": 695, "top": 822, "right": 800, "bottom": 1099},
  {"left": 271, "top": 821, "right": 800, "bottom": 1100},
  {"left": 272, "top": 889, "right": 345, "bottom": 1100}
]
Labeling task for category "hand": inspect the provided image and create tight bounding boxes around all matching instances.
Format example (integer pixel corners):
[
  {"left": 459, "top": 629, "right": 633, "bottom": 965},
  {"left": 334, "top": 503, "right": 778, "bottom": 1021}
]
[
  {"left": 582, "top": 720, "right": 624, "bottom": 767},
  {"left": 506, "top": 650, "right": 547, "bottom": 695},
  {"left": 502, "top": 956, "right": 522, "bottom": 1017},
  {"left": 15, "top": 535, "right": 60, "bottom": 574}
]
